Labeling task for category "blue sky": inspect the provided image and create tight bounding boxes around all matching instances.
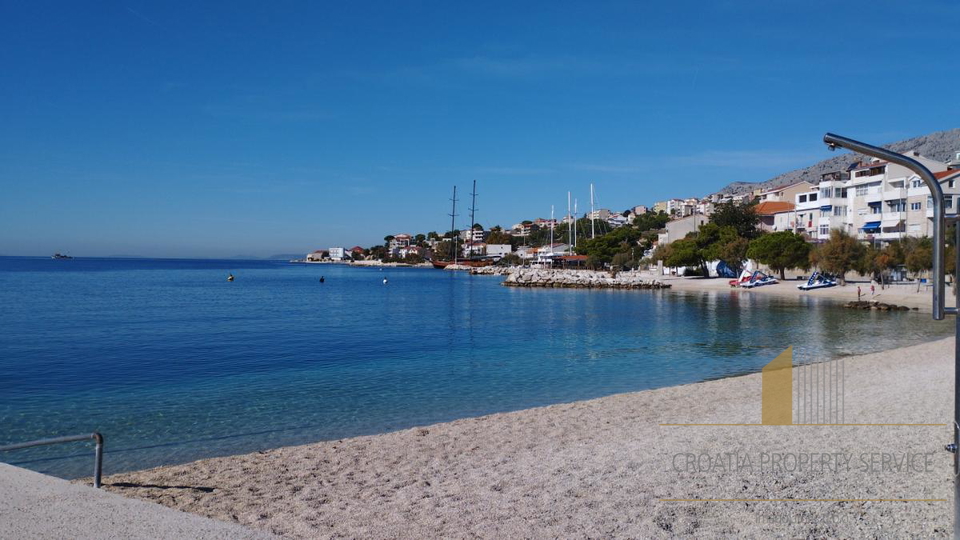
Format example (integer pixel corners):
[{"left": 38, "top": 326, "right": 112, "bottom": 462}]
[{"left": 2, "top": 1, "right": 958, "bottom": 257}]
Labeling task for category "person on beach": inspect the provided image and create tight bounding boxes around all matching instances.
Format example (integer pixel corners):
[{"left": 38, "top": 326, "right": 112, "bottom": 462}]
[
  {"left": 871, "top": 284, "right": 875, "bottom": 296},
  {"left": 857, "top": 286, "right": 862, "bottom": 301}
]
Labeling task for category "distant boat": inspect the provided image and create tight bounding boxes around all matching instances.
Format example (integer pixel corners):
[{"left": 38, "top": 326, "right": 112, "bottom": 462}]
[
  {"left": 51, "top": 253, "right": 72, "bottom": 260},
  {"left": 227, "top": 273, "right": 235, "bottom": 282},
  {"left": 430, "top": 181, "right": 495, "bottom": 269}
]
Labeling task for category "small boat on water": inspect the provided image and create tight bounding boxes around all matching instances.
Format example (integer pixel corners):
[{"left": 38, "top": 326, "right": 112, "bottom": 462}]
[
  {"left": 227, "top": 273, "right": 235, "bottom": 282},
  {"left": 798, "top": 271, "right": 837, "bottom": 291},
  {"left": 51, "top": 253, "right": 72, "bottom": 259},
  {"left": 740, "top": 271, "right": 778, "bottom": 289}
]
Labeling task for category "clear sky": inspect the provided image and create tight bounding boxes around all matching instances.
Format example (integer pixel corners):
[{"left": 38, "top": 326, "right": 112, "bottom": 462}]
[{"left": 2, "top": 1, "right": 959, "bottom": 258}]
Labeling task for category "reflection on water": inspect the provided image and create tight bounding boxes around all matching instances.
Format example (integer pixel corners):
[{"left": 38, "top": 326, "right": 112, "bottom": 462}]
[{"left": 0, "top": 258, "right": 952, "bottom": 478}]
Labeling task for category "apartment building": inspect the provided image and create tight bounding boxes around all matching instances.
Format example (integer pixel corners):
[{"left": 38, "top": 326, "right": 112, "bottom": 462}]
[
  {"left": 778, "top": 152, "right": 960, "bottom": 243},
  {"left": 756, "top": 181, "right": 815, "bottom": 203}
]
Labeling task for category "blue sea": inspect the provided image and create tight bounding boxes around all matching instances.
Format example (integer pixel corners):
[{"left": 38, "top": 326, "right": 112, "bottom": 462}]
[{"left": 0, "top": 257, "right": 952, "bottom": 478}]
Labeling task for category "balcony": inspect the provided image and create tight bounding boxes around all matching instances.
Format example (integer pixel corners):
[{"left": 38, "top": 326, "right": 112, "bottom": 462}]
[{"left": 863, "top": 190, "right": 883, "bottom": 204}]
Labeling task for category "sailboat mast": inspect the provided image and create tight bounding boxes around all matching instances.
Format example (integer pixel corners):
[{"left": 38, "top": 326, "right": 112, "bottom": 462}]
[
  {"left": 567, "top": 191, "right": 572, "bottom": 249},
  {"left": 550, "top": 205, "right": 555, "bottom": 264},
  {"left": 449, "top": 185, "right": 459, "bottom": 264},
  {"left": 590, "top": 183, "right": 596, "bottom": 239},
  {"left": 469, "top": 179, "right": 477, "bottom": 258},
  {"left": 573, "top": 198, "right": 578, "bottom": 250}
]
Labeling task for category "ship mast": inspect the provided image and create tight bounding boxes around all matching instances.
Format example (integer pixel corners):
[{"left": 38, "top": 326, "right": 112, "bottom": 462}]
[
  {"left": 550, "top": 205, "right": 555, "bottom": 268},
  {"left": 468, "top": 179, "right": 477, "bottom": 258},
  {"left": 449, "top": 185, "right": 459, "bottom": 264},
  {"left": 573, "top": 198, "right": 578, "bottom": 251},
  {"left": 590, "top": 183, "right": 596, "bottom": 239}
]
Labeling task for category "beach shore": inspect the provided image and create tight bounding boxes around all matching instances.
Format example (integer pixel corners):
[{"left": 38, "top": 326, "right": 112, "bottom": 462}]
[
  {"left": 100, "top": 337, "right": 956, "bottom": 538},
  {"left": 656, "top": 273, "right": 955, "bottom": 313}
]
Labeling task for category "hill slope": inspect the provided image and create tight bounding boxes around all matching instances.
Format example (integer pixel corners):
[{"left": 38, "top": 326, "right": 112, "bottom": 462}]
[{"left": 715, "top": 128, "right": 960, "bottom": 196}]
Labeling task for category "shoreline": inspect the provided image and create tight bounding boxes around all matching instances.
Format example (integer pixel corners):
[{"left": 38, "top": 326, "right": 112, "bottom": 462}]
[
  {"left": 99, "top": 336, "right": 955, "bottom": 538},
  {"left": 657, "top": 273, "right": 955, "bottom": 313}
]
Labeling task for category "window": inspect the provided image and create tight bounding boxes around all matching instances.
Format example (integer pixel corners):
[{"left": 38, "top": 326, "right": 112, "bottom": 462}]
[
  {"left": 833, "top": 206, "right": 847, "bottom": 216},
  {"left": 820, "top": 209, "right": 830, "bottom": 218},
  {"left": 912, "top": 179, "right": 922, "bottom": 189},
  {"left": 950, "top": 180, "right": 956, "bottom": 189},
  {"left": 871, "top": 206, "right": 882, "bottom": 215},
  {"left": 911, "top": 202, "right": 922, "bottom": 211},
  {"left": 809, "top": 193, "right": 818, "bottom": 202},
  {"left": 820, "top": 188, "right": 831, "bottom": 199},
  {"left": 948, "top": 197, "right": 954, "bottom": 209},
  {"left": 834, "top": 188, "right": 847, "bottom": 198},
  {"left": 887, "top": 200, "right": 906, "bottom": 212},
  {"left": 798, "top": 194, "right": 807, "bottom": 203},
  {"left": 819, "top": 225, "right": 829, "bottom": 236},
  {"left": 855, "top": 185, "right": 869, "bottom": 196}
]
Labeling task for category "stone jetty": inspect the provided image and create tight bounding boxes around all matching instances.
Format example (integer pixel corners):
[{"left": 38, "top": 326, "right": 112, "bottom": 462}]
[
  {"left": 844, "top": 300, "right": 916, "bottom": 311},
  {"left": 469, "top": 266, "right": 515, "bottom": 276},
  {"left": 502, "top": 269, "right": 671, "bottom": 290}
]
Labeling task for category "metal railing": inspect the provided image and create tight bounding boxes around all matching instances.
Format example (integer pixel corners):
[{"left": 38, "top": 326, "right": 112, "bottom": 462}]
[{"left": 0, "top": 432, "right": 104, "bottom": 488}]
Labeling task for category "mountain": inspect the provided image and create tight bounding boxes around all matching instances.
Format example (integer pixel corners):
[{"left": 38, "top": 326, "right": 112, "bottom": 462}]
[{"left": 714, "top": 128, "right": 960, "bottom": 196}]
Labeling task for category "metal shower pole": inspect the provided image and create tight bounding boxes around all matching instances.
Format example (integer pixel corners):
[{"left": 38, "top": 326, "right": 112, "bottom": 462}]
[{"left": 823, "top": 132, "right": 957, "bottom": 533}]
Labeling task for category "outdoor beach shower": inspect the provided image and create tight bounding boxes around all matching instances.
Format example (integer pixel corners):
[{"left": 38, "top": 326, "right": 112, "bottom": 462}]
[{"left": 823, "top": 132, "right": 959, "bottom": 535}]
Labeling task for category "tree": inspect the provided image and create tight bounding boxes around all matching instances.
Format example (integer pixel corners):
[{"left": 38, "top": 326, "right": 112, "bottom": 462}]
[
  {"left": 816, "top": 229, "right": 865, "bottom": 284},
  {"left": 499, "top": 253, "right": 522, "bottom": 266},
  {"left": 746, "top": 232, "right": 811, "bottom": 280},
  {"left": 414, "top": 233, "right": 426, "bottom": 246},
  {"left": 905, "top": 238, "right": 933, "bottom": 279},
  {"left": 486, "top": 229, "right": 513, "bottom": 245},
  {"left": 657, "top": 237, "right": 702, "bottom": 272},
  {"left": 633, "top": 211, "right": 670, "bottom": 232},
  {"left": 611, "top": 252, "right": 636, "bottom": 270},
  {"left": 710, "top": 202, "right": 760, "bottom": 240}
]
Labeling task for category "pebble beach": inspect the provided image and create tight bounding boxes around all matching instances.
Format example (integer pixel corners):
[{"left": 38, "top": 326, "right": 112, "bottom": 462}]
[{"left": 99, "top": 337, "right": 956, "bottom": 538}]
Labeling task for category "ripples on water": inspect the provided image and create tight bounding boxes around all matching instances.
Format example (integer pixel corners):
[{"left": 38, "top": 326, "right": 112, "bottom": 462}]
[{"left": 0, "top": 257, "right": 952, "bottom": 477}]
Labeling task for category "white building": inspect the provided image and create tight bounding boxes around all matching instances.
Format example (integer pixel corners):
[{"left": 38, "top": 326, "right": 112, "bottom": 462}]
[
  {"left": 485, "top": 244, "right": 513, "bottom": 258},
  {"left": 328, "top": 247, "right": 346, "bottom": 261},
  {"left": 785, "top": 152, "right": 960, "bottom": 243}
]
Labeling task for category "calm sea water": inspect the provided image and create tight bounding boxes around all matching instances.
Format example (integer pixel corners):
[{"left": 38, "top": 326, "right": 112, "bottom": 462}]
[{"left": 0, "top": 257, "right": 952, "bottom": 478}]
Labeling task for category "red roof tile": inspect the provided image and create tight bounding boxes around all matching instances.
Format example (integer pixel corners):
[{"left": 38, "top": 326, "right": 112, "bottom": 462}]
[{"left": 754, "top": 201, "right": 795, "bottom": 215}]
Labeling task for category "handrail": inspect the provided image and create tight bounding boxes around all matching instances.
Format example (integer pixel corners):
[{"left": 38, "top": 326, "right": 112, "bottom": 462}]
[{"left": 0, "top": 432, "right": 104, "bottom": 488}]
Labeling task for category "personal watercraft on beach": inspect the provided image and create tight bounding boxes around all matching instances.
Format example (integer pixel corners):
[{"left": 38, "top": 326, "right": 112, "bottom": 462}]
[
  {"left": 798, "top": 271, "right": 837, "bottom": 291},
  {"left": 729, "top": 270, "right": 753, "bottom": 287},
  {"left": 740, "top": 271, "right": 778, "bottom": 288}
]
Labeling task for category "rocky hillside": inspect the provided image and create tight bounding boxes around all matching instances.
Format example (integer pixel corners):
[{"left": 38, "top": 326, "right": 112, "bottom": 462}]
[{"left": 715, "top": 128, "right": 960, "bottom": 196}]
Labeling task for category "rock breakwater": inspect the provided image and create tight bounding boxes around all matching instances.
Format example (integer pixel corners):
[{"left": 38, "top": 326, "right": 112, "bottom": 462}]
[{"left": 502, "top": 269, "right": 671, "bottom": 289}]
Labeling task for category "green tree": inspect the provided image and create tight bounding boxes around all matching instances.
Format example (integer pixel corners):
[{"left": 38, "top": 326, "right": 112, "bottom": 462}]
[
  {"left": 746, "top": 232, "right": 811, "bottom": 280},
  {"left": 710, "top": 202, "right": 760, "bottom": 239},
  {"left": 486, "top": 229, "right": 513, "bottom": 245},
  {"left": 633, "top": 211, "right": 670, "bottom": 232},
  {"left": 905, "top": 238, "right": 933, "bottom": 279},
  {"left": 656, "top": 237, "right": 701, "bottom": 271},
  {"left": 816, "top": 229, "right": 865, "bottom": 285},
  {"left": 499, "top": 253, "right": 522, "bottom": 266}
]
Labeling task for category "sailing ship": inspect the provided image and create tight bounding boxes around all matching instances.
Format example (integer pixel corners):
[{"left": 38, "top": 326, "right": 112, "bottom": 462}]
[
  {"left": 51, "top": 253, "right": 73, "bottom": 259},
  {"left": 431, "top": 180, "right": 496, "bottom": 269}
]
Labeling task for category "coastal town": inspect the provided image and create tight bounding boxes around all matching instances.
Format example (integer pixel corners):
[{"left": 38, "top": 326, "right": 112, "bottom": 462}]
[{"left": 302, "top": 147, "right": 960, "bottom": 286}]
